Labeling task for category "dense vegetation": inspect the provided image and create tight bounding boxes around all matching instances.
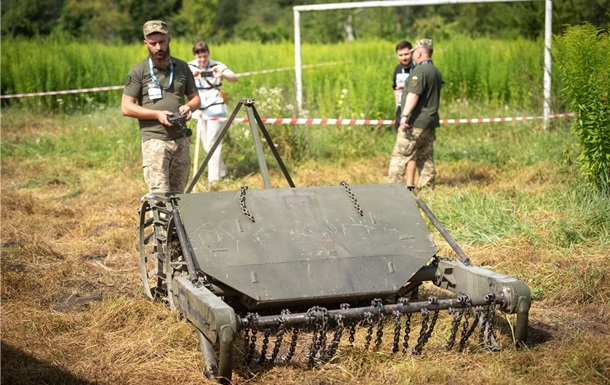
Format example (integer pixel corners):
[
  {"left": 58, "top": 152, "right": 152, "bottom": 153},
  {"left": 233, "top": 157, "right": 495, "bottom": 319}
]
[
  {"left": 553, "top": 23, "right": 610, "bottom": 193},
  {"left": 1, "top": 0, "right": 609, "bottom": 44},
  {"left": 1, "top": 38, "right": 560, "bottom": 114}
]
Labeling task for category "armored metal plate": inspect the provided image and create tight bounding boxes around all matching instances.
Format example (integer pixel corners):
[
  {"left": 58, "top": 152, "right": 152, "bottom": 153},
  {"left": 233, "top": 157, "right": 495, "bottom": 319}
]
[{"left": 176, "top": 183, "right": 438, "bottom": 307}]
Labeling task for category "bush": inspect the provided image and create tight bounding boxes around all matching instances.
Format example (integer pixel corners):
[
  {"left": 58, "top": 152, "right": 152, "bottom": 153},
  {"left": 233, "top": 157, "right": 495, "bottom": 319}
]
[{"left": 553, "top": 22, "right": 610, "bottom": 193}]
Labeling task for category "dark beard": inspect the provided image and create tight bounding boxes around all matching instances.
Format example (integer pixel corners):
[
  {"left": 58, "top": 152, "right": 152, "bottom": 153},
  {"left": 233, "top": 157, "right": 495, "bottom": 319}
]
[{"left": 150, "top": 46, "right": 171, "bottom": 69}]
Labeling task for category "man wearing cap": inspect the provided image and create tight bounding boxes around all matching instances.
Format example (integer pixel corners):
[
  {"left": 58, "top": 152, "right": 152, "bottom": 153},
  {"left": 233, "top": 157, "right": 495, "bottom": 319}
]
[
  {"left": 388, "top": 39, "right": 443, "bottom": 190},
  {"left": 121, "top": 20, "right": 200, "bottom": 194}
]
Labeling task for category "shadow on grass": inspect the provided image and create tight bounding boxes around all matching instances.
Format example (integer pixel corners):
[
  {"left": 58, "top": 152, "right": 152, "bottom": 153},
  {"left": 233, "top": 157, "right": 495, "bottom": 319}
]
[
  {"left": 525, "top": 321, "right": 561, "bottom": 346},
  {"left": 438, "top": 169, "right": 495, "bottom": 187},
  {"left": 1, "top": 341, "right": 98, "bottom": 385},
  {"left": 495, "top": 316, "right": 559, "bottom": 348}
]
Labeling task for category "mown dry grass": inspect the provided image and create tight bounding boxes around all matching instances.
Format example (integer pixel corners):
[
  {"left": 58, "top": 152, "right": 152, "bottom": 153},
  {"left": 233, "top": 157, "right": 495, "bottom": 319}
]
[{"left": 1, "top": 115, "right": 609, "bottom": 385}]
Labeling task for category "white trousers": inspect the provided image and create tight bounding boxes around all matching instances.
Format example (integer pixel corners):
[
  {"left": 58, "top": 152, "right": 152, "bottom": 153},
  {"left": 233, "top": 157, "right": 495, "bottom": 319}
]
[{"left": 197, "top": 118, "right": 228, "bottom": 182}]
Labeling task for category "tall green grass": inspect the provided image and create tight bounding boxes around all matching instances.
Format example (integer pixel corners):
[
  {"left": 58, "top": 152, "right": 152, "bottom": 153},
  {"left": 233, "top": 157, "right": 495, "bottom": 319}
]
[{"left": 2, "top": 37, "right": 564, "bottom": 117}]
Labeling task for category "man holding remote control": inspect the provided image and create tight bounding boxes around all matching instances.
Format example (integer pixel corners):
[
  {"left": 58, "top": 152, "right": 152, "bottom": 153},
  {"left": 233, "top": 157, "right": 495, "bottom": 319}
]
[{"left": 121, "top": 20, "right": 200, "bottom": 194}]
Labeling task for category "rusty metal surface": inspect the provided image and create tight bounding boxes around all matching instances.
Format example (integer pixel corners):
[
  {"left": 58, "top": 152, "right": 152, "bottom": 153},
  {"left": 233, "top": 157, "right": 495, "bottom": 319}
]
[{"left": 177, "top": 183, "right": 438, "bottom": 307}]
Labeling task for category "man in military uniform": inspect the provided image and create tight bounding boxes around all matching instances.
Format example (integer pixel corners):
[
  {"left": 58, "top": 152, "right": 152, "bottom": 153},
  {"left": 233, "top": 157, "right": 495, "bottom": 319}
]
[
  {"left": 121, "top": 20, "right": 200, "bottom": 194},
  {"left": 388, "top": 39, "right": 443, "bottom": 190}
]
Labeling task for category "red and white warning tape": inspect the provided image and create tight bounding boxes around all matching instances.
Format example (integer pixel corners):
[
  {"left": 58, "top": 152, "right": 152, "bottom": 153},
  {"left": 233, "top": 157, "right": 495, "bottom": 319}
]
[
  {"left": 0, "top": 62, "right": 342, "bottom": 99},
  {"left": 192, "top": 111, "right": 397, "bottom": 125},
  {"left": 235, "top": 61, "right": 342, "bottom": 77},
  {"left": 0, "top": 85, "right": 125, "bottom": 99},
  {"left": 440, "top": 113, "right": 574, "bottom": 124},
  {"left": 193, "top": 113, "right": 574, "bottom": 125}
]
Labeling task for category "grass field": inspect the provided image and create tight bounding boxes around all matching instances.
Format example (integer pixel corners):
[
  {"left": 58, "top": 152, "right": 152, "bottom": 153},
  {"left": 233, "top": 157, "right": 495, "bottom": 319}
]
[
  {"left": 1, "top": 37, "right": 565, "bottom": 116},
  {"left": 1, "top": 99, "right": 609, "bottom": 385}
]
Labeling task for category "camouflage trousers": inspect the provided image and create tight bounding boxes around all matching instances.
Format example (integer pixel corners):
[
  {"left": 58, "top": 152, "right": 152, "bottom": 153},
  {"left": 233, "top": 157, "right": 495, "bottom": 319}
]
[
  {"left": 388, "top": 127, "right": 436, "bottom": 188},
  {"left": 141, "top": 137, "right": 191, "bottom": 194}
]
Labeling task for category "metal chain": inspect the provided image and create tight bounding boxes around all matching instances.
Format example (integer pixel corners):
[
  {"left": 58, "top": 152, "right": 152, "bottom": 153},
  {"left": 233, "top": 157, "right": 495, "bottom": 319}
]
[
  {"left": 397, "top": 297, "right": 412, "bottom": 353},
  {"left": 284, "top": 326, "right": 299, "bottom": 363},
  {"left": 372, "top": 299, "right": 384, "bottom": 350},
  {"left": 479, "top": 294, "right": 494, "bottom": 345},
  {"left": 479, "top": 307, "right": 487, "bottom": 345},
  {"left": 340, "top": 181, "right": 363, "bottom": 216},
  {"left": 415, "top": 296, "right": 440, "bottom": 353},
  {"left": 270, "top": 315, "right": 286, "bottom": 363},
  {"left": 341, "top": 303, "right": 356, "bottom": 347},
  {"left": 244, "top": 313, "right": 258, "bottom": 365},
  {"left": 317, "top": 308, "right": 330, "bottom": 358},
  {"left": 421, "top": 309, "right": 440, "bottom": 351},
  {"left": 258, "top": 327, "right": 271, "bottom": 364},
  {"left": 307, "top": 307, "right": 321, "bottom": 368},
  {"left": 468, "top": 308, "right": 482, "bottom": 342},
  {"left": 458, "top": 307, "right": 481, "bottom": 352},
  {"left": 403, "top": 312, "right": 412, "bottom": 353},
  {"left": 447, "top": 293, "right": 468, "bottom": 350},
  {"left": 363, "top": 312, "right": 374, "bottom": 350},
  {"left": 392, "top": 310, "right": 402, "bottom": 354},
  {"left": 348, "top": 322, "right": 357, "bottom": 347},
  {"left": 457, "top": 294, "right": 473, "bottom": 352},
  {"left": 482, "top": 293, "right": 499, "bottom": 350},
  {"left": 413, "top": 308, "right": 430, "bottom": 355},
  {"left": 247, "top": 329, "right": 257, "bottom": 364},
  {"left": 445, "top": 307, "right": 461, "bottom": 350},
  {"left": 326, "top": 314, "right": 344, "bottom": 359},
  {"left": 243, "top": 323, "right": 252, "bottom": 363},
  {"left": 239, "top": 186, "right": 255, "bottom": 222}
]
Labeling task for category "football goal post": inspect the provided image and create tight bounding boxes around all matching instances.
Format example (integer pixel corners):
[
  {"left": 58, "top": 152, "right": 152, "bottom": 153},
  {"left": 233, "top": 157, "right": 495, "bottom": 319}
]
[{"left": 293, "top": 0, "right": 553, "bottom": 128}]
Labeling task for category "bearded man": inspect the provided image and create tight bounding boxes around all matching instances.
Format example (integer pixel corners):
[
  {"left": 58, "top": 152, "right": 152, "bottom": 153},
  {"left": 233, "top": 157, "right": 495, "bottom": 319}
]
[{"left": 121, "top": 20, "right": 200, "bottom": 194}]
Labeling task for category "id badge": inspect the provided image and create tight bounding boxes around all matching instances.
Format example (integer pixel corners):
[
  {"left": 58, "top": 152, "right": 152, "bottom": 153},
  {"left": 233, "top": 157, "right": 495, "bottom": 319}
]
[{"left": 148, "top": 82, "right": 162, "bottom": 100}]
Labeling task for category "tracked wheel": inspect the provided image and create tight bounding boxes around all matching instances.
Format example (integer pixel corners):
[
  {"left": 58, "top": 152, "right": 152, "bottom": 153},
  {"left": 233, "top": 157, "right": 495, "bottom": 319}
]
[
  {"left": 138, "top": 197, "right": 172, "bottom": 302},
  {"left": 164, "top": 216, "right": 189, "bottom": 309}
]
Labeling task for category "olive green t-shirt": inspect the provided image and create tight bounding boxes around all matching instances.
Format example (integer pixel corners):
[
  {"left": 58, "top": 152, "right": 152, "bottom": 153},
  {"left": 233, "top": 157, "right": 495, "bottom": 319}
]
[
  {"left": 123, "top": 56, "right": 198, "bottom": 141},
  {"left": 401, "top": 62, "right": 443, "bottom": 129}
]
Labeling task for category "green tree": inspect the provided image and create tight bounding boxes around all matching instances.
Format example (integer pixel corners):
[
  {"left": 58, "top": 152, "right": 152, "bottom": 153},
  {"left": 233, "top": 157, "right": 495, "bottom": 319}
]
[
  {"left": 170, "top": 0, "right": 218, "bottom": 42},
  {"left": 115, "top": 0, "right": 182, "bottom": 42},
  {"left": 1, "top": 0, "right": 64, "bottom": 37},
  {"left": 231, "top": 0, "right": 293, "bottom": 42},
  {"left": 212, "top": 0, "right": 240, "bottom": 41},
  {"left": 553, "top": 22, "right": 610, "bottom": 193},
  {"left": 554, "top": 0, "right": 610, "bottom": 34},
  {"left": 3, "top": 0, "right": 610, "bottom": 45},
  {"left": 56, "top": 0, "right": 132, "bottom": 41}
]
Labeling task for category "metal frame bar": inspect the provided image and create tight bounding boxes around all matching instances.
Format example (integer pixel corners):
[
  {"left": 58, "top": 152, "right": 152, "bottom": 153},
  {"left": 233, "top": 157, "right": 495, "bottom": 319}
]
[
  {"left": 293, "top": 0, "right": 552, "bottom": 128},
  {"left": 186, "top": 99, "right": 296, "bottom": 192}
]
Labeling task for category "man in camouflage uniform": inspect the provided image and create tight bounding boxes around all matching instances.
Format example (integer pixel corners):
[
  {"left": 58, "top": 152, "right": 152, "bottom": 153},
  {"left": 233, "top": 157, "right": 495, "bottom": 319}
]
[
  {"left": 388, "top": 39, "right": 443, "bottom": 190},
  {"left": 121, "top": 20, "right": 200, "bottom": 194}
]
